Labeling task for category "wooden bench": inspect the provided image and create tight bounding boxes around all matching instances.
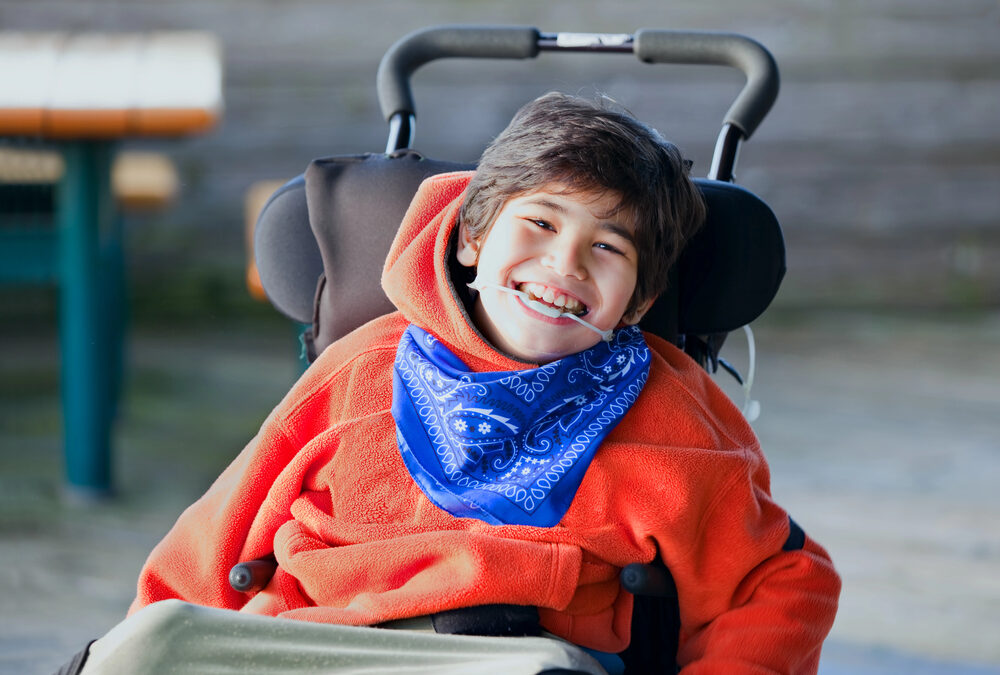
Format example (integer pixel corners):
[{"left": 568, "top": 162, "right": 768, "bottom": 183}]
[
  {"left": 0, "top": 147, "right": 180, "bottom": 210},
  {"left": 1, "top": 148, "right": 179, "bottom": 281},
  {"left": 0, "top": 31, "right": 222, "bottom": 498}
]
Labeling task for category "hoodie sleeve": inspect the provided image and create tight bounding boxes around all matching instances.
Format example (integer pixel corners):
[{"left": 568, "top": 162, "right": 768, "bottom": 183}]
[
  {"left": 124, "top": 318, "right": 393, "bottom": 615},
  {"left": 669, "top": 456, "right": 841, "bottom": 674},
  {"left": 622, "top": 335, "right": 839, "bottom": 672},
  {"left": 128, "top": 407, "right": 304, "bottom": 614}
]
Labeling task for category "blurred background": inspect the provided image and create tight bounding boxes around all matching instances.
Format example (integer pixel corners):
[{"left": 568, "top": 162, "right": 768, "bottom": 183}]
[{"left": 1, "top": 1, "right": 998, "bottom": 673}]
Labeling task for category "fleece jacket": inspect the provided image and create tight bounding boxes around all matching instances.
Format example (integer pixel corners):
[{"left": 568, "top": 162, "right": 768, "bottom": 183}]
[{"left": 131, "top": 172, "right": 840, "bottom": 672}]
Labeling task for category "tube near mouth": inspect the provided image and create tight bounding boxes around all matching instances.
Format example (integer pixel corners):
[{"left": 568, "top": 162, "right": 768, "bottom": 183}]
[{"left": 468, "top": 280, "right": 615, "bottom": 342}]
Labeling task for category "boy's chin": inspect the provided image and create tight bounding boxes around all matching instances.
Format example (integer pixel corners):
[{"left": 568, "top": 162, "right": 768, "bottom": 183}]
[{"left": 504, "top": 330, "right": 602, "bottom": 364}]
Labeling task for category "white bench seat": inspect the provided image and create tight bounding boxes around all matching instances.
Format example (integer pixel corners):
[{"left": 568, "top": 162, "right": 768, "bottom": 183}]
[{"left": 0, "top": 31, "right": 222, "bottom": 138}]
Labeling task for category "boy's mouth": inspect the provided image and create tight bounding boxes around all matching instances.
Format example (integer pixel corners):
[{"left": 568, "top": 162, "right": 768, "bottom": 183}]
[
  {"left": 468, "top": 279, "right": 614, "bottom": 342},
  {"left": 516, "top": 282, "right": 588, "bottom": 316}
]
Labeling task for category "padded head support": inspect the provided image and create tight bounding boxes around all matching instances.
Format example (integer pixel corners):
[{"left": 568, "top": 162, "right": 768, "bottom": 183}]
[
  {"left": 254, "top": 151, "right": 468, "bottom": 329},
  {"left": 254, "top": 150, "right": 784, "bottom": 362}
]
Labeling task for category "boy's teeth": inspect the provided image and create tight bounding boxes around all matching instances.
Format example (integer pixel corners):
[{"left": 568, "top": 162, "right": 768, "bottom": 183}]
[{"left": 516, "top": 283, "right": 585, "bottom": 315}]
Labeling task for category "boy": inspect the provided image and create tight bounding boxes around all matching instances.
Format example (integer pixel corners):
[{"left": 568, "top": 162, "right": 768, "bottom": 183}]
[{"left": 75, "top": 93, "right": 839, "bottom": 673}]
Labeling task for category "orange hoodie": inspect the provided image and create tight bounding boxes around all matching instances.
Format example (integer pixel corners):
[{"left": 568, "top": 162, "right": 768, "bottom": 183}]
[{"left": 130, "top": 172, "right": 840, "bottom": 672}]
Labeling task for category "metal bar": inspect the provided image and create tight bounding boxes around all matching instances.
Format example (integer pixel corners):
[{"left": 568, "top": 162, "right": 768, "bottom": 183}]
[
  {"left": 708, "top": 123, "right": 744, "bottom": 183},
  {"left": 536, "top": 32, "right": 634, "bottom": 53},
  {"left": 385, "top": 112, "right": 415, "bottom": 153}
]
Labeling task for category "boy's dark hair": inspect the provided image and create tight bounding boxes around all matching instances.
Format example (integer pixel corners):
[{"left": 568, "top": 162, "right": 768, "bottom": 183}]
[{"left": 460, "top": 92, "right": 706, "bottom": 316}]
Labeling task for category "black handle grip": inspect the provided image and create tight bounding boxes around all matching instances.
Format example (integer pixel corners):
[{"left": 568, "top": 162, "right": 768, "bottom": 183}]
[
  {"left": 376, "top": 25, "right": 779, "bottom": 149},
  {"left": 634, "top": 30, "right": 779, "bottom": 139},
  {"left": 620, "top": 562, "right": 678, "bottom": 598},
  {"left": 377, "top": 25, "right": 541, "bottom": 121},
  {"left": 229, "top": 556, "right": 278, "bottom": 593}
]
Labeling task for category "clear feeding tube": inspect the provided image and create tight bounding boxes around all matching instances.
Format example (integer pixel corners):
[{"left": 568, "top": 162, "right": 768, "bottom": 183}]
[{"left": 468, "top": 280, "right": 615, "bottom": 342}]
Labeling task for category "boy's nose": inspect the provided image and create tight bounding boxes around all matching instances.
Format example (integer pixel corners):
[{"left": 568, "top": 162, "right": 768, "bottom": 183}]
[{"left": 541, "top": 241, "right": 587, "bottom": 279}]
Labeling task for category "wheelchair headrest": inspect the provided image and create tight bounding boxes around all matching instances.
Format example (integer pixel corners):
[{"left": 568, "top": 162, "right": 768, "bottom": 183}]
[{"left": 254, "top": 150, "right": 784, "bottom": 360}]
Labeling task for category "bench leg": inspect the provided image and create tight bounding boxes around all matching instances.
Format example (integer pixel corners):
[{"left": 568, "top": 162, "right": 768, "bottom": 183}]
[{"left": 58, "top": 141, "right": 121, "bottom": 498}]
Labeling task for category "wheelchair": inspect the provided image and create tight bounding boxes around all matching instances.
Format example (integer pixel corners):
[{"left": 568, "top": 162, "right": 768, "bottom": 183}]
[{"left": 105, "top": 26, "right": 787, "bottom": 675}]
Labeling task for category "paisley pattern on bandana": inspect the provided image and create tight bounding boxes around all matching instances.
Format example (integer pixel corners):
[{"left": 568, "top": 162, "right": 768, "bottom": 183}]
[{"left": 392, "top": 324, "right": 650, "bottom": 527}]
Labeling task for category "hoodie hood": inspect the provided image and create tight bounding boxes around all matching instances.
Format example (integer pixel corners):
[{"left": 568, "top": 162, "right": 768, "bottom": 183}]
[{"left": 381, "top": 171, "right": 532, "bottom": 372}]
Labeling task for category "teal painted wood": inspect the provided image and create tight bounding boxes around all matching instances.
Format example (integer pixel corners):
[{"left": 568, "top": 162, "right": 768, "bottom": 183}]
[
  {"left": 3, "top": 143, "right": 129, "bottom": 496},
  {"left": 0, "top": 224, "right": 58, "bottom": 283},
  {"left": 57, "top": 141, "right": 122, "bottom": 497}
]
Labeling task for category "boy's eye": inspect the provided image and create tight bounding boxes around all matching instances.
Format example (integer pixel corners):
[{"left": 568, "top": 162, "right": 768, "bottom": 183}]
[
  {"left": 595, "top": 241, "right": 626, "bottom": 256},
  {"left": 530, "top": 218, "right": 555, "bottom": 231}
]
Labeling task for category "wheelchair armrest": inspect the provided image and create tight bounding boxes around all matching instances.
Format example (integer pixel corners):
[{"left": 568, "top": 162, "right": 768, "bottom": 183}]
[
  {"left": 231, "top": 556, "right": 674, "bottom": 598},
  {"left": 229, "top": 555, "right": 278, "bottom": 593},
  {"left": 620, "top": 562, "right": 677, "bottom": 598},
  {"left": 620, "top": 562, "right": 681, "bottom": 673}
]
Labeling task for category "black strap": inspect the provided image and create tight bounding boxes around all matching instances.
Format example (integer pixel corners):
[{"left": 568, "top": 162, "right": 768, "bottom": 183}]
[
  {"left": 783, "top": 516, "right": 806, "bottom": 551},
  {"left": 52, "top": 640, "right": 95, "bottom": 675},
  {"left": 429, "top": 604, "right": 542, "bottom": 637}
]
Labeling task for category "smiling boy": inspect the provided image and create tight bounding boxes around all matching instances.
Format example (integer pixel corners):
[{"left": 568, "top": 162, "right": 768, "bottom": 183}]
[
  {"left": 454, "top": 92, "right": 699, "bottom": 366},
  {"left": 102, "top": 92, "right": 839, "bottom": 674},
  {"left": 458, "top": 186, "right": 645, "bottom": 363}
]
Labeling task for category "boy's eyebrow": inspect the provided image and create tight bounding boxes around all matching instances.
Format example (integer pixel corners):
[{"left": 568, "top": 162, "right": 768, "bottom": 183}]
[
  {"left": 521, "top": 197, "right": 637, "bottom": 245},
  {"left": 598, "top": 221, "right": 638, "bottom": 246}
]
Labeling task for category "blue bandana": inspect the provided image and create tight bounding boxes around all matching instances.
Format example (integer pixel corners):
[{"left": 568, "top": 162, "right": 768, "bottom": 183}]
[{"left": 392, "top": 324, "right": 651, "bottom": 527}]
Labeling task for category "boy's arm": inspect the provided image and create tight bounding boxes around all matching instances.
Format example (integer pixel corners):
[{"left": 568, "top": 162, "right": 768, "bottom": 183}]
[
  {"left": 670, "top": 467, "right": 841, "bottom": 674},
  {"left": 127, "top": 315, "right": 403, "bottom": 615},
  {"left": 677, "top": 536, "right": 840, "bottom": 673},
  {"left": 632, "top": 336, "right": 840, "bottom": 672},
  {"left": 128, "top": 414, "right": 301, "bottom": 614}
]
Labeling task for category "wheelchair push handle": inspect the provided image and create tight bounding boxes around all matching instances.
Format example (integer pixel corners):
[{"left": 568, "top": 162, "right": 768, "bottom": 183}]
[
  {"left": 377, "top": 25, "right": 541, "bottom": 125},
  {"left": 376, "top": 25, "right": 780, "bottom": 160},
  {"left": 634, "top": 30, "right": 779, "bottom": 141}
]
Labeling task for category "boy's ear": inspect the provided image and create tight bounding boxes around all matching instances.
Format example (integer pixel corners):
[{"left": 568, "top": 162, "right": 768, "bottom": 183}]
[
  {"left": 456, "top": 220, "right": 480, "bottom": 267},
  {"left": 622, "top": 296, "right": 656, "bottom": 326}
]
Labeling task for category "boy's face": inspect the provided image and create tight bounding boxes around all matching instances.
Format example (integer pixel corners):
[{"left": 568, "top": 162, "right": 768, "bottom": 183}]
[{"left": 457, "top": 183, "right": 652, "bottom": 364}]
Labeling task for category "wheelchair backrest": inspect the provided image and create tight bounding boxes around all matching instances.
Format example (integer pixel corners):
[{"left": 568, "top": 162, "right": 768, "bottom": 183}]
[
  {"left": 254, "top": 148, "right": 784, "bottom": 366},
  {"left": 253, "top": 26, "right": 786, "bottom": 370}
]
